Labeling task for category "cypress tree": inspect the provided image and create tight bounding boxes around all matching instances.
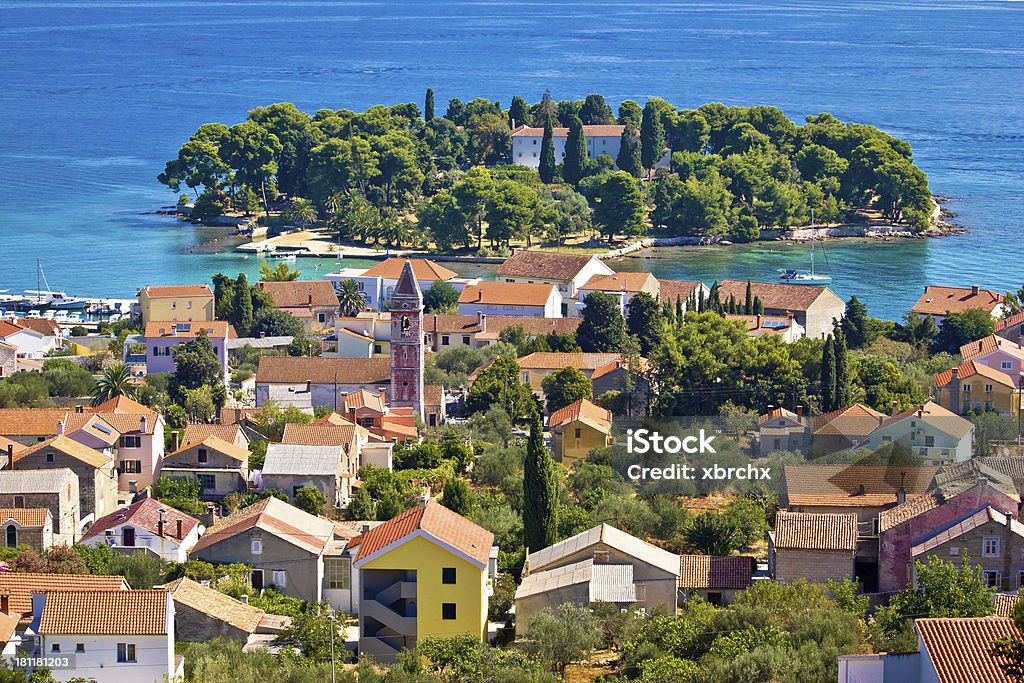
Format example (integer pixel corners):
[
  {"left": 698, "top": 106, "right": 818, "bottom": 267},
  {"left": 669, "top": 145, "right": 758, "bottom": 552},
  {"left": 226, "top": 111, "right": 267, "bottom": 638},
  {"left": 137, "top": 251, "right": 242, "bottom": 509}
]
[
  {"left": 424, "top": 88, "right": 435, "bottom": 122},
  {"left": 212, "top": 273, "right": 235, "bottom": 321},
  {"left": 640, "top": 100, "right": 665, "bottom": 177},
  {"left": 834, "top": 327, "right": 852, "bottom": 408},
  {"left": 753, "top": 296, "right": 764, "bottom": 315},
  {"left": 616, "top": 124, "right": 642, "bottom": 178},
  {"left": 744, "top": 281, "right": 753, "bottom": 315},
  {"left": 508, "top": 95, "right": 530, "bottom": 128},
  {"left": 820, "top": 334, "right": 836, "bottom": 412},
  {"left": 563, "top": 116, "right": 587, "bottom": 186},
  {"left": 708, "top": 281, "right": 720, "bottom": 313},
  {"left": 842, "top": 295, "right": 870, "bottom": 349},
  {"left": 232, "top": 273, "right": 253, "bottom": 337},
  {"left": 538, "top": 117, "right": 556, "bottom": 184},
  {"left": 523, "top": 414, "right": 557, "bottom": 552}
]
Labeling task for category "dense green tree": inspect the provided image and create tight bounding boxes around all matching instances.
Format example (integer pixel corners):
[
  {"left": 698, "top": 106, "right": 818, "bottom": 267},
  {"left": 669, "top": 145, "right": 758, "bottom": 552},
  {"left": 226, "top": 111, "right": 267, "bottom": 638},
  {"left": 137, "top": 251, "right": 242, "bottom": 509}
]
[
  {"left": 934, "top": 307, "right": 995, "bottom": 354},
  {"left": 562, "top": 116, "right": 587, "bottom": 186},
  {"left": 616, "top": 124, "right": 642, "bottom": 178},
  {"left": 212, "top": 273, "right": 235, "bottom": 320},
  {"left": 834, "top": 328, "right": 852, "bottom": 408},
  {"left": 258, "top": 260, "right": 301, "bottom": 282},
  {"left": 440, "top": 478, "right": 476, "bottom": 516},
  {"left": 640, "top": 100, "right": 666, "bottom": 176},
  {"left": 820, "top": 334, "right": 837, "bottom": 412},
  {"left": 293, "top": 486, "right": 328, "bottom": 516},
  {"left": 522, "top": 603, "right": 601, "bottom": 676},
  {"left": 684, "top": 511, "right": 740, "bottom": 555},
  {"left": 618, "top": 100, "right": 643, "bottom": 128},
  {"left": 424, "top": 88, "right": 435, "bottom": 122},
  {"left": 485, "top": 179, "right": 539, "bottom": 248},
  {"left": 580, "top": 94, "right": 615, "bottom": 125},
  {"left": 169, "top": 328, "right": 222, "bottom": 401},
  {"left": 626, "top": 291, "right": 665, "bottom": 356},
  {"left": 842, "top": 295, "right": 870, "bottom": 348},
  {"left": 250, "top": 308, "right": 303, "bottom": 338},
  {"left": 422, "top": 280, "right": 460, "bottom": 313},
  {"left": 523, "top": 414, "right": 558, "bottom": 553},
  {"left": 508, "top": 95, "right": 531, "bottom": 128},
  {"left": 652, "top": 172, "right": 733, "bottom": 237},
  {"left": 232, "top": 273, "right": 253, "bottom": 336},
  {"left": 538, "top": 116, "right": 556, "bottom": 184},
  {"left": 41, "top": 359, "right": 94, "bottom": 398},
  {"left": 452, "top": 166, "right": 495, "bottom": 249},
  {"left": 465, "top": 355, "right": 535, "bottom": 419},
  {"left": 220, "top": 121, "right": 282, "bottom": 211},
  {"left": 418, "top": 189, "right": 469, "bottom": 251},
  {"left": 593, "top": 171, "right": 645, "bottom": 240},
  {"left": 541, "top": 366, "right": 593, "bottom": 414},
  {"left": 347, "top": 487, "right": 376, "bottom": 520},
  {"left": 578, "top": 291, "right": 629, "bottom": 352}
]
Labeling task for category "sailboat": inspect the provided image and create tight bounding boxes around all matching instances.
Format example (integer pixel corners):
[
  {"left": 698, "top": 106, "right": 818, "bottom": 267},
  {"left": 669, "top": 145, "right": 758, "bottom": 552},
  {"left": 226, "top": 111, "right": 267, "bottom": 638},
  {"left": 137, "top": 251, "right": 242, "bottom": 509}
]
[
  {"left": 779, "top": 209, "right": 832, "bottom": 285},
  {"left": 22, "top": 260, "right": 83, "bottom": 309}
]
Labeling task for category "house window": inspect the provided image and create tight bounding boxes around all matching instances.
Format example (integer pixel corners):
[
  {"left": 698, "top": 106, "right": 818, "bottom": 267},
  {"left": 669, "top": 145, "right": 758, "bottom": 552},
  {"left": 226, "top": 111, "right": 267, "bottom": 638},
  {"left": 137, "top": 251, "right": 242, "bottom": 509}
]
[
  {"left": 171, "top": 301, "right": 176, "bottom": 310},
  {"left": 462, "top": 336, "right": 470, "bottom": 345},
  {"left": 442, "top": 567, "right": 457, "bottom": 585},
  {"left": 187, "top": 301, "right": 193, "bottom": 309},
  {"left": 251, "top": 569, "right": 264, "bottom": 590},
  {"left": 318, "top": 313, "right": 328, "bottom": 323},
  {"left": 373, "top": 344, "right": 382, "bottom": 354},
  {"left": 983, "top": 537, "right": 1002, "bottom": 558},
  {"left": 251, "top": 537, "right": 263, "bottom": 555},
  {"left": 441, "top": 335, "right": 450, "bottom": 346},
  {"left": 1002, "top": 361, "right": 1013, "bottom": 370},
  {"left": 198, "top": 474, "right": 216, "bottom": 490},
  {"left": 1018, "top": 571, "right": 1024, "bottom": 590},
  {"left": 984, "top": 570, "right": 1001, "bottom": 589},
  {"left": 45, "top": 453, "right": 54, "bottom": 463},
  {"left": 964, "top": 384, "right": 972, "bottom": 393},
  {"left": 574, "top": 428, "right": 582, "bottom": 439},
  {"left": 925, "top": 435, "right": 935, "bottom": 447},
  {"left": 13, "top": 496, "right": 24, "bottom": 509},
  {"left": 5, "top": 525, "right": 16, "bottom": 548},
  {"left": 120, "top": 460, "right": 142, "bottom": 474},
  {"left": 706, "top": 592, "right": 723, "bottom": 606},
  {"left": 273, "top": 570, "right": 287, "bottom": 588},
  {"left": 116, "top": 642, "right": 136, "bottom": 663},
  {"left": 325, "top": 558, "right": 351, "bottom": 589},
  {"left": 75, "top": 643, "right": 84, "bottom": 653},
  {"left": 635, "top": 584, "right": 647, "bottom": 601},
  {"left": 442, "top": 603, "right": 457, "bottom": 620},
  {"left": 594, "top": 550, "right": 610, "bottom": 562},
  {"left": 197, "top": 448, "right": 208, "bottom": 463},
  {"left": 51, "top": 644, "right": 60, "bottom": 653},
  {"left": 120, "top": 436, "right": 141, "bottom": 449},
  {"left": 985, "top": 384, "right": 994, "bottom": 393}
]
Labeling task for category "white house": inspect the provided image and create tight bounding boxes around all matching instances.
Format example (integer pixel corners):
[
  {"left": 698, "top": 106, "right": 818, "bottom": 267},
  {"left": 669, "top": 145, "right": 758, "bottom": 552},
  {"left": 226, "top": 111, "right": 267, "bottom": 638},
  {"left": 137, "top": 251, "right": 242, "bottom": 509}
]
[
  {"left": 510, "top": 124, "right": 626, "bottom": 169},
  {"left": 495, "top": 250, "right": 615, "bottom": 316},
  {"left": 78, "top": 497, "right": 202, "bottom": 563},
  {"left": 326, "top": 258, "right": 479, "bottom": 311},
  {"left": 35, "top": 589, "right": 179, "bottom": 683},
  {"left": 0, "top": 318, "right": 60, "bottom": 360},
  {"left": 576, "top": 272, "right": 660, "bottom": 316},
  {"left": 862, "top": 401, "right": 975, "bottom": 466},
  {"left": 457, "top": 282, "right": 562, "bottom": 318}
]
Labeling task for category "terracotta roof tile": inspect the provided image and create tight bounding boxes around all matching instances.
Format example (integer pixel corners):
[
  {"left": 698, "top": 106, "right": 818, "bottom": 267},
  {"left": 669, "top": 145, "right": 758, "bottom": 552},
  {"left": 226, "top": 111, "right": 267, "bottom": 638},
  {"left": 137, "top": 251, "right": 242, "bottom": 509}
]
[
  {"left": 496, "top": 250, "right": 600, "bottom": 281},
  {"left": 80, "top": 497, "right": 200, "bottom": 543},
  {"left": 14, "top": 318, "right": 60, "bottom": 336},
  {"left": 39, "top": 589, "right": 168, "bottom": 635},
  {"left": 757, "top": 407, "right": 802, "bottom": 426},
  {"left": 182, "top": 423, "right": 245, "bottom": 446},
  {"left": 281, "top": 423, "right": 358, "bottom": 448},
  {"left": 511, "top": 124, "right": 625, "bottom": 138},
  {"left": 678, "top": 555, "right": 754, "bottom": 590},
  {"left": 518, "top": 352, "right": 622, "bottom": 371},
  {"left": 994, "top": 593, "right": 1021, "bottom": 618},
  {"left": 165, "top": 577, "right": 264, "bottom": 633},
  {"left": 935, "top": 361, "right": 1017, "bottom": 389},
  {"left": 0, "top": 611, "right": 18, "bottom": 644},
  {"left": 549, "top": 399, "right": 612, "bottom": 434},
  {"left": 424, "top": 384, "right": 444, "bottom": 408},
  {"left": 142, "top": 284, "right": 212, "bottom": 298},
  {"left": 781, "top": 464, "right": 938, "bottom": 508},
  {"left": 362, "top": 258, "right": 458, "bottom": 281},
  {"left": 0, "top": 409, "right": 83, "bottom": 437},
  {"left": 718, "top": 279, "right": 836, "bottom": 312},
  {"left": 89, "top": 395, "right": 154, "bottom": 415},
  {"left": 0, "top": 507, "right": 51, "bottom": 527},
  {"left": 772, "top": 511, "right": 857, "bottom": 551},
  {"left": 960, "top": 335, "right": 1024, "bottom": 362},
  {"left": 97, "top": 412, "right": 157, "bottom": 435},
  {"left": 458, "top": 281, "right": 558, "bottom": 307},
  {"left": 0, "top": 574, "right": 128, "bottom": 624},
  {"left": 191, "top": 497, "right": 334, "bottom": 555},
  {"left": 811, "top": 403, "right": 886, "bottom": 437},
  {"left": 0, "top": 321, "right": 24, "bottom": 338},
  {"left": 353, "top": 500, "right": 494, "bottom": 568},
  {"left": 255, "top": 356, "right": 389, "bottom": 384},
  {"left": 257, "top": 280, "right": 340, "bottom": 308},
  {"left": 0, "top": 437, "right": 25, "bottom": 457},
  {"left": 14, "top": 434, "right": 111, "bottom": 469},
  {"left": 424, "top": 314, "right": 580, "bottom": 337},
  {"left": 581, "top": 272, "right": 657, "bottom": 293},
  {"left": 878, "top": 491, "right": 943, "bottom": 531},
  {"left": 995, "top": 312, "right": 1024, "bottom": 333},
  {"left": 912, "top": 286, "right": 1004, "bottom": 317},
  {"left": 916, "top": 617, "right": 1020, "bottom": 683},
  {"left": 658, "top": 280, "right": 704, "bottom": 305}
]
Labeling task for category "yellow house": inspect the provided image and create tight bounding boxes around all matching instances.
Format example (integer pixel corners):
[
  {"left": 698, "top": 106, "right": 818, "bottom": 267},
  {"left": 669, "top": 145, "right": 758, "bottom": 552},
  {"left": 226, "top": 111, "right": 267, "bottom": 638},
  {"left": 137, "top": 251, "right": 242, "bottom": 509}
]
[
  {"left": 549, "top": 398, "right": 614, "bottom": 468},
  {"left": 351, "top": 500, "right": 497, "bottom": 662},
  {"left": 138, "top": 285, "right": 215, "bottom": 325},
  {"left": 935, "top": 360, "right": 1021, "bottom": 416}
]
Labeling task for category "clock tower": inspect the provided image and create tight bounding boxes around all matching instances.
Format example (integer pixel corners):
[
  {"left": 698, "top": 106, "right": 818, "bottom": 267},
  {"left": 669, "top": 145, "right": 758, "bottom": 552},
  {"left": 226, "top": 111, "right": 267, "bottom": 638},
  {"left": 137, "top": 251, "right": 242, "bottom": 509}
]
[{"left": 389, "top": 259, "right": 424, "bottom": 421}]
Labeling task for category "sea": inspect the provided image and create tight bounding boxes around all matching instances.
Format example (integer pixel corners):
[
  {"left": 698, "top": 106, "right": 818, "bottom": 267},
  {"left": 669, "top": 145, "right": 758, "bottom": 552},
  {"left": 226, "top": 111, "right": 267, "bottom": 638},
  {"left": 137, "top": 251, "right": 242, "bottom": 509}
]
[{"left": 1, "top": 0, "right": 1021, "bottom": 321}]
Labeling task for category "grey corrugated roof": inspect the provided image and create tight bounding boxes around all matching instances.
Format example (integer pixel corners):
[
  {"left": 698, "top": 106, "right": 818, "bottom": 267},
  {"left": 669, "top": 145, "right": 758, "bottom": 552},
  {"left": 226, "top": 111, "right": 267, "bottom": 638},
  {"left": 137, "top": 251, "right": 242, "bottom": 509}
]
[
  {"left": 515, "top": 558, "right": 637, "bottom": 603},
  {"left": 0, "top": 468, "right": 76, "bottom": 493},
  {"left": 589, "top": 564, "right": 637, "bottom": 603},
  {"left": 228, "top": 337, "right": 293, "bottom": 350},
  {"left": 262, "top": 444, "right": 342, "bottom": 476},
  {"left": 526, "top": 523, "right": 680, "bottom": 576}
]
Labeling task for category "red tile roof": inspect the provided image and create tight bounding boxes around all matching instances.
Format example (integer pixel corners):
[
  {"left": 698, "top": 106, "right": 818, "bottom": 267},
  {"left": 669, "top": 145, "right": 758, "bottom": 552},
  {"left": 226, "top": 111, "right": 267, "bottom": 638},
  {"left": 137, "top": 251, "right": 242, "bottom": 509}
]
[
  {"left": 718, "top": 279, "right": 837, "bottom": 312},
  {"left": 960, "top": 335, "right": 1024, "bottom": 362},
  {"left": 581, "top": 272, "right": 657, "bottom": 293},
  {"left": 14, "top": 318, "right": 60, "bottom": 336},
  {"left": 281, "top": 423, "right": 359, "bottom": 449},
  {"left": 257, "top": 280, "right": 340, "bottom": 308},
  {"left": 772, "top": 511, "right": 857, "bottom": 551},
  {"left": 142, "top": 284, "right": 212, "bottom": 298},
  {"left": 659, "top": 280, "right": 703, "bottom": 305},
  {"left": 353, "top": 500, "right": 494, "bottom": 568},
  {"left": 511, "top": 124, "right": 625, "bottom": 138},
  {"left": 496, "top": 250, "right": 600, "bottom": 281},
  {"left": 549, "top": 399, "right": 612, "bottom": 434},
  {"left": 458, "top": 282, "right": 558, "bottom": 307},
  {"left": 362, "top": 258, "right": 458, "bottom": 281},
  {"left": 424, "top": 314, "right": 580, "bottom": 337},
  {"left": 14, "top": 434, "right": 111, "bottom": 469},
  {"left": 916, "top": 617, "right": 1020, "bottom": 683},
  {"left": 0, "top": 507, "right": 51, "bottom": 527},
  {"left": 89, "top": 395, "right": 154, "bottom": 415},
  {"left": 191, "top": 497, "right": 334, "bottom": 556},
  {"left": 912, "top": 286, "right": 1004, "bottom": 317},
  {"left": 182, "top": 423, "right": 244, "bottom": 446},
  {"left": 811, "top": 403, "right": 886, "bottom": 437},
  {"left": 995, "top": 311, "right": 1024, "bottom": 333},
  {"left": 0, "top": 574, "right": 128, "bottom": 624},
  {"left": 935, "top": 361, "right": 1017, "bottom": 389},
  {"left": 781, "top": 464, "right": 937, "bottom": 508},
  {"left": 518, "top": 352, "right": 622, "bottom": 371},
  {"left": 80, "top": 497, "right": 199, "bottom": 543},
  {"left": 165, "top": 577, "right": 265, "bottom": 633},
  {"left": 994, "top": 593, "right": 1021, "bottom": 618},
  {"left": 678, "top": 555, "right": 754, "bottom": 590},
  {"left": 145, "top": 320, "right": 236, "bottom": 339},
  {"left": 39, "top": 590, "right": 168, "bottom": 636},
  {"left": 255, "top": 356, "right": 389, "bottom": 384}
]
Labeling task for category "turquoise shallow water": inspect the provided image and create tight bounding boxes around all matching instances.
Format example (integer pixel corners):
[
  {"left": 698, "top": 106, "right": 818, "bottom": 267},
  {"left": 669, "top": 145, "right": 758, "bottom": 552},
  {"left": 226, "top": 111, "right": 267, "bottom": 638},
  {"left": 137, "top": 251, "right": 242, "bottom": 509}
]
[{"left": 0, "top": 1, "right": 1021, "bottom": 320}]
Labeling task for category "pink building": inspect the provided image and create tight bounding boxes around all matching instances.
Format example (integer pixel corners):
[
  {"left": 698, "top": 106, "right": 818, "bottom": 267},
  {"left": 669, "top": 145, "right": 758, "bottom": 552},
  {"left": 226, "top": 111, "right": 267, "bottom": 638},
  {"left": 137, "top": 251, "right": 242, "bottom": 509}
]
[{"left": 128, "top": 321, "right": 235, "bottom": 378}]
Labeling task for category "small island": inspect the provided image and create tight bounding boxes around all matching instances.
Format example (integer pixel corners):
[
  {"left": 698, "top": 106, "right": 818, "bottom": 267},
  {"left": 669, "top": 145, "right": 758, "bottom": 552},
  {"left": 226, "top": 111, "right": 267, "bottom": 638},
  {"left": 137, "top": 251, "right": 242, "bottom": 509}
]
[{"left": 158, "top": 91, "right": 939, "bottom": 257}]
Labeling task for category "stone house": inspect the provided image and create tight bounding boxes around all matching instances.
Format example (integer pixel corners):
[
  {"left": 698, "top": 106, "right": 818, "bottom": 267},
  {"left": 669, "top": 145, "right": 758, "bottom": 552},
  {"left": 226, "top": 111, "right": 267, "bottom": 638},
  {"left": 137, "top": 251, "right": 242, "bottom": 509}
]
[
  {"left": 549, "top": 398, "right": 613, "bottom": 468},
  {"left": 0, "top": 341, "right": 15, "bottom": 378},
  {"left": 716, "top": 279, "right": 845, "bottom": 340},
  {"left": 0, "top": 507, "right": 53, "bottom": 552},
  {"left": 162, "top": 435, "right": 250, "bottom": 498},
  {"left": 257, "top": 280, "right": 340, "bottom": 333},
  {"left": 678, "top": 555, "right": 754, "bottom": 606},
  {"left": 769, "top": 511, "right": 858, "bottom": 585},
  {"left": 165, "top": 577, "right": 287, "bottom": 644},
  {"left": 254, "top": 356, "right": 390, "bottom": 410},
  {"left": 756, "top": 407, "right": 811, "bottom": 455},
  {"left": 13, "top": 434, "right": 118, "bottom": 524},
  {"left": 261, "top": 443, "right": 352, "bottom": 509},
  {"left": 0, "top": 469, "right": 80, "bottom": 545}
]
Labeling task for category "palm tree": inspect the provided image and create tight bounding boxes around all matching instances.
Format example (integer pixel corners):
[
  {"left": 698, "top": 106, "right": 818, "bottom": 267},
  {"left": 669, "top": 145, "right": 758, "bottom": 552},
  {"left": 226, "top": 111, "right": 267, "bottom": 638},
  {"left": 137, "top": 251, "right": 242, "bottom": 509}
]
[
  {"left": 337, "top": 279, "right": 368, "bottom": 316},
  {"left": 284, "top": 198, "right": 318, "bottom": 229},
  {"left": 90, "top": 363, "right": 139, "bottom": 406}
]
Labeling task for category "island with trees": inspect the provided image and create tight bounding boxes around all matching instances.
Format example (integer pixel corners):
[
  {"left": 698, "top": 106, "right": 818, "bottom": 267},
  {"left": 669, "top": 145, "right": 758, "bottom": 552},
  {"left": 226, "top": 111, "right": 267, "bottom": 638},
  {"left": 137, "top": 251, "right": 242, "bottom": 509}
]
[{"left": 158, "top": 91, "right": 938, "bottom": 254}]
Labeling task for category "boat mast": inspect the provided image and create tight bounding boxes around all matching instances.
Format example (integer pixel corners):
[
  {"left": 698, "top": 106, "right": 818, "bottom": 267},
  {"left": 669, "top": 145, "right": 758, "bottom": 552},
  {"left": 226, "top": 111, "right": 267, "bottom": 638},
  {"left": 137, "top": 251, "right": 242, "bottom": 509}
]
[
  {"left": 37, "top": 258, "right": 41, "bottom": 304},
  {"left": 809, "top": 209, "right": 815, "bottom": 276}
]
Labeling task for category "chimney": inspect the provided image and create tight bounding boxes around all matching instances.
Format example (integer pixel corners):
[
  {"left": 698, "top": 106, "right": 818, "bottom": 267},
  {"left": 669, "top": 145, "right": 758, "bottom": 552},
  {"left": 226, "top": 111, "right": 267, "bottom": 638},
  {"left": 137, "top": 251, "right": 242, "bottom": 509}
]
[
  {"left": 56, "top": 420, "right": 64, "bottom": 435},
  {"left": 891, "top": 400, "right": 899, "bottom": 417},
  {"left": 75, "top": 405, "right": 84, "bottom": 414},
  {"left": 878, "top": 415, "right": 884, "bottom": 426},
  {"left": 896, "top": 471, "right": 907, "bottom": 505},
  {"left": 795, "top": 405, "right": 804, "bottom": 418},
  {"left": 477, "top": 311, "right": 487, "bottom": 333},
  {"left": 0, "top": 596, "right": 7, "bottom": 612},
  {"left": 240, "top": 594, "right": 249, "bottom": 605},
  {"left": 305, "top": 380, "right": 312, "bottom": 393},
  {"left": 379, "top": 387, "right": 387, "bottom": 408},
  {"left": 308, "top": 292, "right": 313, "bottom": 306},
  {"left": 140, "top": 415, "right": 147, "bottom": 434},
  {"left": 950, "top": 367, "right": 961, "bottom": 414},
  {"left": 972, "top": 285, "right": 980, "bottom": 296},
  {"left": 176, "top": 519, "right": 183, "bottom": 539},
  {"left": 171, "top": 431, "right": 180, "bottom": 453}
]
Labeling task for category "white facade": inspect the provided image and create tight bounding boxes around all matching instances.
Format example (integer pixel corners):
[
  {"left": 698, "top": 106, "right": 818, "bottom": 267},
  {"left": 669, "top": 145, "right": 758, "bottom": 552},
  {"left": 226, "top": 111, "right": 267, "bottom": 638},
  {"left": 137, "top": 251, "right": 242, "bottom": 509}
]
[
  {"left": 499, "top": 256, "right": 614, "bottom": 317},
  {"left": 0, "top": 327, "right": 57, "bottom": 359},
  {"left": 80, "top": 519, "right": 202, "bottom": 563},
  {"left": 457, "top": 288, "right": 562, "bottom": 319},
  {"left": 511, "top": 129, "right": 623, "bottom": 169},
  {"left": 325, "top": 269, "right": 478, "bottom": 311}
]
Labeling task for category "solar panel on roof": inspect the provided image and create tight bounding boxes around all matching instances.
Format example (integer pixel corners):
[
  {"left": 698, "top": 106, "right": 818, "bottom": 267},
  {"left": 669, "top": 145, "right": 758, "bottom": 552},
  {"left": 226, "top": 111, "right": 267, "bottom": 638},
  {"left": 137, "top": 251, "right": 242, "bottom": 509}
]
[
  {"left": 93, "top": 424, "right": 112, "bottom": 434},
  {"left": 762, "top": 320, "right": 788, "bottom": 329}
]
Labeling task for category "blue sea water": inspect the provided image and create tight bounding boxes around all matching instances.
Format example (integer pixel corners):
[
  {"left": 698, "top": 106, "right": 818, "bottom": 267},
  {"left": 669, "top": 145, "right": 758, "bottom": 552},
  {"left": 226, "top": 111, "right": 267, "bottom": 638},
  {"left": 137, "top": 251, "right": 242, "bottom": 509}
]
[{"left": 0, "top": 0, "right": 1021, "bottom": 320}]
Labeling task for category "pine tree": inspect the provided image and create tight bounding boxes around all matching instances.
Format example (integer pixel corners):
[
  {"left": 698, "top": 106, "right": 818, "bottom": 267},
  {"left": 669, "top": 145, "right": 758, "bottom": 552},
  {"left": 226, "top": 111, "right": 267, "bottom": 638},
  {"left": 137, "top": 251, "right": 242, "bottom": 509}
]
[
  {"left": 523, "top": 414, "right": 558, "bottom": 552},
  {"left": 563, "top": 116, "right": 587, "bottom": 187},
  {"left": 508, "top": 95, "right": 530, "bottom": 128},
  {"left": 708, "top": 281, "right": 720, "bottom": 313},
  {"left": 820, "top": 334, "right": 837, "bottom": 412},
  {"left": 539, "top": 116, "right": 556, "bottom": 184},
  {"left": 424, "top": 88, "right": 435, "bottom": 122},
  {"left": 616, "top": 124, "right": 642, "bottom": 177},
  {"left": 640, "top": 100, "right": 665, "bottom": 177},
  {"left": 842, "top": 295, "right": 870, "bottom": 349},
  {"left": 440, "top": 478, "right": 475, "bottom": 516},
  {"left": 834, "top": 327, "right": 852, "bottom": 408},
  {"left": 232, "top": 273, "right": 253, "bottom": 336},
  {"left": 744, "top": 281, "right": 753, "bottom": 315}
]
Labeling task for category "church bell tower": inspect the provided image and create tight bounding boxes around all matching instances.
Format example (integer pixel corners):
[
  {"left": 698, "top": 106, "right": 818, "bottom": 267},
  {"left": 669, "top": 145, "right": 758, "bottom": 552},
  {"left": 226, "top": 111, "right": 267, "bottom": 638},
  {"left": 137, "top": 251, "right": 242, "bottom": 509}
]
[{"left": 389, "top": 259, "right": 424, "bottom": 420}]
